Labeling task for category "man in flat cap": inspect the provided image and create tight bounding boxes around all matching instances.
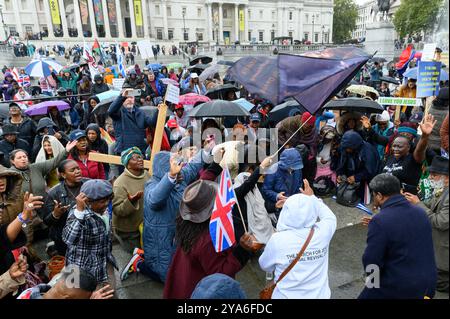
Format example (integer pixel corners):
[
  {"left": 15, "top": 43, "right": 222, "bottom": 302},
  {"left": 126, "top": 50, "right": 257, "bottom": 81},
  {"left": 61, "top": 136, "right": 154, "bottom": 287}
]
[{"left": 63, "top": 179, "right": 118, "bottom": 292}]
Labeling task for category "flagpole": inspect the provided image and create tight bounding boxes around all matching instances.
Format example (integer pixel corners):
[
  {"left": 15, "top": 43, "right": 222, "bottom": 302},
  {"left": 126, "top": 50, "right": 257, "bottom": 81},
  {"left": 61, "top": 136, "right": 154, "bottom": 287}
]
[
  {"left": 271, "top": 113, "right": 314, "bottom": 157},
  {"left": 225, "top": 164, "right": 248, "bottom": 234}
]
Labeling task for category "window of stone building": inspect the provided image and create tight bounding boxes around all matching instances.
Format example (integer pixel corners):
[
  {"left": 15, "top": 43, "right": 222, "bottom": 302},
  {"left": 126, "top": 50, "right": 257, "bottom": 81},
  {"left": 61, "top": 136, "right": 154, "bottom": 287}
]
[
  {"left": 289, "top": 11, "right": 293, "bottom": 20},
  {"left": 167, "top": 6, "right": 172, "bottom": 16},
  {"left": 4, "top": 0, "right": 12, "bottom": 11},
  {"left": 304, "top": 32, "right": 309, "bottom": 41},
  {"left": 259, "top": 31, "right": 263, "bottom": 42},
  {"left": 197, "top": 32, "right": 203, "bottom": 41},
  {"left": 155, "top": 5, "right": 160, "bottom": 15},
  {"left": 38, "top": 0, "right": 44, "bottom": 11},
  {"left": 157, "top": 28, "right": 163, "bottom": 40},
  {"left": 248, "top": 31, "right": 251, "bottom": 41},
  {"left": 25, "top": 25, "right": 33, "bottom": 34},
  {"left": 288, "top": 31, "right": 293, "bottom": 38},
  {"left": 272, "top": 11, "right": 275, "bottom": 20},
  {"left": 305, "top": 14, "right": 308, "bottom": 23},
  {"left": 248, "top": 10, "right": 251, "bottom": 20},
  {"left": 198, "top": 8, "right": 202, "bottom": 17},
  {"left": 314, "top": 33, "right": 319, "bottom": 43},
  {"left": 21, "top": 0, "right": 27, "bottom": 10},
  {"left": 259, "top": 10, "right": 263, "bottom": 19},
  {"left": 9, "top": 26, "right": 16, "bottom": 35},
  {"left": 223, "top": 8, "right": 227, "bottom": 19},
  {"left": 168, "top": 29, "right": 174, "bottom": 40},
  {"left": 184, "top": 30, "right": 189, "bottom": 41}
]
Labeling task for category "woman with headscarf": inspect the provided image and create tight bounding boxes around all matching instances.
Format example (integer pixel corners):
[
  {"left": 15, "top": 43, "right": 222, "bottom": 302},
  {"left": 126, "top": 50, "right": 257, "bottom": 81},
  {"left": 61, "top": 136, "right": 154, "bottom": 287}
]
[
  {"left": 259, "top": 181, "right": 337, "bottom": 299},
  {"left": 1, "top": 72, "right": 15, "bottom": 100},
  {"left": 80, "top": 96, "right": 101, "bottom": 130},
  {"left": 35, "top": 135, "right": 66, "bottom": 190}
]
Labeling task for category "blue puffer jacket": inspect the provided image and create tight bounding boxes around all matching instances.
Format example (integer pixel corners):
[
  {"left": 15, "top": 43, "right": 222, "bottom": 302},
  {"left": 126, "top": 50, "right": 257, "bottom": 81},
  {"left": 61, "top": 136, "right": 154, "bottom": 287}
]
[
  {"left": 261, "top": 149, "right": 303, "bottom": 204},
  {"left": 143, "top": 151, "right": 205, "bottom": 282},
  {"left": 108, "top": 96, "right": 157, "bottom": 154}
]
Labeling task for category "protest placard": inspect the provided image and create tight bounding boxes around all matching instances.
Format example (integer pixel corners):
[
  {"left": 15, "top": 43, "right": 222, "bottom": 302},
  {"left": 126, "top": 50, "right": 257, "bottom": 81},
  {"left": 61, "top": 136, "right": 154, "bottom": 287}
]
[
  {"left": 112, "top": 78, "right": 126, "bottom": 90},
  {"left": 416, "top": 61, "right": 441, "bottom": 98},
  {"left": 377, "top": 97, "right": 422, "bottom": 106},
  {"left": 421, "top": 43, "right": 437, "bottom": 61},
  {"left": 165, "top": 84, "right": 180, "bottom": 104}
]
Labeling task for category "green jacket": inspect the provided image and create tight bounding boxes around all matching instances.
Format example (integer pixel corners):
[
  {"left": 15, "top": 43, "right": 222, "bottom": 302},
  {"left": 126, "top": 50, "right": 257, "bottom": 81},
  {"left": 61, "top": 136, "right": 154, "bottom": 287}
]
[
  {"left": 10, "top": 149, "right": 68, "bottom": 198},
  {"left": 55, "top": 71, "right": 80, "bottom": 93}
]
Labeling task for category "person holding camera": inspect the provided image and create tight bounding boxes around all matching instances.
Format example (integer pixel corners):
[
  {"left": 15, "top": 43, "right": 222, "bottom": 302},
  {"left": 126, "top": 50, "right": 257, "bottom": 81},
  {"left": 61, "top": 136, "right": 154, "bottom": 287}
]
[{"left": 107, "top": 86, "right": 158, "bottom": 157}]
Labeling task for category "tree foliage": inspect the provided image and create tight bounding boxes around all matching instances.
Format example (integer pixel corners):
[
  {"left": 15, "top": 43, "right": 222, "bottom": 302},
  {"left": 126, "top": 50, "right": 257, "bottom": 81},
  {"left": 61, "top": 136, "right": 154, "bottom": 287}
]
[
  {"left": 393, "top": 0, "right": 443, "bottom": 38},
  {"left": 333, "top": 0, "right": 359, "bottom": 43}
]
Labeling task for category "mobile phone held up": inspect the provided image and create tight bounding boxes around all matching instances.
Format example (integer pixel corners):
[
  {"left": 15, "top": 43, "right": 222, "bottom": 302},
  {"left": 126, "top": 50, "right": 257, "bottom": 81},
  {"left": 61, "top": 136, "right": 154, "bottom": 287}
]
[{"left": 127, "top": 89, "right": 142, "bottom": 97}]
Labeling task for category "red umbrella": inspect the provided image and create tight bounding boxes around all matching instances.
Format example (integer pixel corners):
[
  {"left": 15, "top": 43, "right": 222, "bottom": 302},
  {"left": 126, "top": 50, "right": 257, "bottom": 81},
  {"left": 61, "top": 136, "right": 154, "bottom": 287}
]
[{"left": 179, "top": 93, "right": 211, "bottom": 106}]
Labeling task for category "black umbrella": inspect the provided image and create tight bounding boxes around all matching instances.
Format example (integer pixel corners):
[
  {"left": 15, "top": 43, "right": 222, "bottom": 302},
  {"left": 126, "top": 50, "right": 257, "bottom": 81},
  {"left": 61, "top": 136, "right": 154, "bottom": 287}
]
[
  {"left": 217, "top": 60, "right": 235, "bottom": 66},
  {"left": 92, "top": 98, "right": 116, "bottom": 116},
  {"left": 189, "top": 56, "right": 213, "bottom": 66},
  {"left": 269, "top": 99, "right": 307, "bottom": 125},
  {"left": 380, "top": 76, "right": 400, "bottom": 85},
  {"left": 205, "top": 83, "right": 240, "bottom": 100},
  {"left": 188, "top": 64, "right": 209, "bottom": 75},
  {"left": 323, "top": 97, "right": 384, "bottom": 114},
  {"left": 189, "top": 100, "right": 250, "bottom": 118},
  {"left": 139, "top": 106, "right": 174, "bottom": 118},
  {"left": 370, "top": 57, "right": 387, "bottom": 63}
]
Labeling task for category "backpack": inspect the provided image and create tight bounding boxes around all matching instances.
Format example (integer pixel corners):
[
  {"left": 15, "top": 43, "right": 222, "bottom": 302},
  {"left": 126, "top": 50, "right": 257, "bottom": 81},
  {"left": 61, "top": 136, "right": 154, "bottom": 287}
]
[
  {"left": 313, "top": 175, "right": 336, "bottom": 197},
  {"left": 336, "top": 181, "right": 360, "bottom": 207}
]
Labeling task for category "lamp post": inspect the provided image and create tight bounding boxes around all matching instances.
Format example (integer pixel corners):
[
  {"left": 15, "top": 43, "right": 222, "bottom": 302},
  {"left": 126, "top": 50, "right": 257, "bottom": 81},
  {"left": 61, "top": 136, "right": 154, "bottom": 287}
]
[
  {"left": 322, "top": 25, "right": 325, "bottom": 45},
  {"left": 312, "top": 15, "right": 315, "bottom": 44},
  {"left": 0, "top": 4, "right": 8, "bottom": 40}
]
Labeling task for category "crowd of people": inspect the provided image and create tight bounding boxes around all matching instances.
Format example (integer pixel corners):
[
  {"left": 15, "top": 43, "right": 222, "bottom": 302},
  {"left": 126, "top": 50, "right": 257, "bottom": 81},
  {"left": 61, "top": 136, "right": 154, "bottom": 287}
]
[{"left": 0, "top": 44, "right": 448, "bottom": 300}]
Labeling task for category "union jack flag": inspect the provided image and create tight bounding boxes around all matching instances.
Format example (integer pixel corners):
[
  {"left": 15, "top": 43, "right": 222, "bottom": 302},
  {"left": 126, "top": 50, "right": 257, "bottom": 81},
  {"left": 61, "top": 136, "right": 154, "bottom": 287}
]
[{"left": 209, "top": 167, "right": 236, "bottom": 253}]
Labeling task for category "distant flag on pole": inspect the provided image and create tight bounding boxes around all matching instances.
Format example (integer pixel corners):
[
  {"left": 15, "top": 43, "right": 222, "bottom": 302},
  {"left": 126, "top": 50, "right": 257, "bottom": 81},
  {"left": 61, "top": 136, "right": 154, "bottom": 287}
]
[
  {"left": 83, "top": 42, "right": 100, "bottom": 81},
  {"left": 92, "top": 38, "right": 104, "bottom": 62},
  {"left": 209, "top": 167, "right": 236, "bottom": 253}
]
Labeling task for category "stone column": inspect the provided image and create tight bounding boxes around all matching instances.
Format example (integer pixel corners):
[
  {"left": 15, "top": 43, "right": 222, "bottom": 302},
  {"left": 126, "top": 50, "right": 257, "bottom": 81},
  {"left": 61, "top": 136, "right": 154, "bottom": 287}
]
[
  {"left": 58, "top": 0, "right": 69, "bottom": 37},
  {"left": 142, "top": 0, "right": 150, "bottom": 38},
  {"left": 73, "top": 0, "right": 84, "bottom": 39},
  {"left": 218, "top": 3, "right": 223, "bottom": 43},
  {"left": 328, "top": 11, "right": 333, "bottom": 43},
  {"left": 88, "top": 0, "right": 98, "bottom": 37},
  {"left": 243, "top": 5, "right": 248, "bottom": 43},
  {"left": 115, "top": 0, "right": 125, "bottom": 39},
  {"left": 43, "top": 0, "right": 55, "bottom": 38},
  {"left": 161, "top": 0, "right": 168, "bottom": 40},
  {"left": 234, "top": 4, "right": 239, "bottom": 42},
  {"left": 32, "top": 0, "right": 41, "bottom": 36},
  {"left": 277, "top": 7, "right": 283, "bottom": 37},
  {"left": 12, "top": 0, "right": 24, "bottom": 36},
  {"left": 128, "top": 0, "right": 137, "bottom": 38},
  {"left": 101, "top": 0, "right": 111, "bottom": 38},
  {"left": 298, "top": 8, "right": 303, "bottom": 41},
  {"left": 206, "top": 3, "right": 213, "bottom": 42}
]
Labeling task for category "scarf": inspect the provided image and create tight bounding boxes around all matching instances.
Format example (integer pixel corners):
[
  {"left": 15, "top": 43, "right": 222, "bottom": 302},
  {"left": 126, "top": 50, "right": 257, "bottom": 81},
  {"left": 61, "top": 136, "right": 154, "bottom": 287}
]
[{"left": 233, "top": 172, "right": 275, "bottom": 244}]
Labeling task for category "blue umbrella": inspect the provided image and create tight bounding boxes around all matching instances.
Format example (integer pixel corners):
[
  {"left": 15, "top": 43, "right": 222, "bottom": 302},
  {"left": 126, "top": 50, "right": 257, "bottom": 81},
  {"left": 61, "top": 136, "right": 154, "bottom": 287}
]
[
  {"left": 24, "top": 59, "right": 63, "bottom": 77},
  {"left": 403, "top": 67, "right": 448, "bottom": 81},
  {"left": 147, "top": 63, "right": 162, "bottom": 72},
  {"left": 96, "top": 90, "right": 121, "bottom": 102},
  {"left": 232, "top": 98, "right": 255, "bottom": 112}
]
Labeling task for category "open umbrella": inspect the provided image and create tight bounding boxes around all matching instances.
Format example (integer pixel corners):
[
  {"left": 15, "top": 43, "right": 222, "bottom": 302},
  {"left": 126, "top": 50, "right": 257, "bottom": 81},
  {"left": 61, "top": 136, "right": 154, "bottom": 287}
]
[
  {"left": 165, "top": 62, "right": 184, "bottom": 71},
  {"left": 161, "top": 78, "right": 180, "bottom": 87},
  {"left": 24, "top": 59, "right": 63, "bottom": 77},
  {"left": 205, "top": 83, "right": 240, "bottom": 99},
  {"left": 227, "top": 47, "right": 371, "bottom": 114},
  {"left": 96, "top": 90, "right": 121, "bottom": 102},
  {"left": 345, "top": 85, "right": 380, "bottom": 97},
  {"left": 380, "top": 76, "right": 400, "bottom": 85},
  {"left": 147, "top": 63, "right": 162, "bottom": 72},
  {"left": 269, "top": 99, "right": 307, "bottom": 125},
  {"left": 323, "top": 97, "right": 384, "bottom": 114},
  {"left": 199, "top": 64, "right": 220, "bottom": 82},
  {"left": 188, "top": 64, "right": 208, "bottom": 75},
  {"left": 217, "top": 60, "right": 235, "bottom": 66},
  {"left": 189, "top": 55, "right": 213, "bottom": 66},
  {"left": 232, "top": 98, "right": 255, "bottom": 112},
  {"left": 139, "top": 106, "right": 174, "bottom": 118},
  {"left": 179, "top": 93, "right": 211, "bottom": 106},
  {"left": 370, "top": 57, "right": 387, "bottom": 63},
  {"left": 24, "top": 100, "right": 70, "bottom": 116},
  {"left": 403, "top": 67, "right": 449, "bottom": 81},
  {"left": 189, "top": 100, "right": 250, "bottom": 118}
]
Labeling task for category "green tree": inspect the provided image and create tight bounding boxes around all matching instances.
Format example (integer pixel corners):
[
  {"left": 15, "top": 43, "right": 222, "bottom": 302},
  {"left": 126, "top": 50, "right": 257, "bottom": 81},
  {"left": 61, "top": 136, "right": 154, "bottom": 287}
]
[
  {"left": 333, "top": 0, "right": 358, "bottom": 44},
  {"left": 393, "top": 0, "right": 443, "bottom": 38}
]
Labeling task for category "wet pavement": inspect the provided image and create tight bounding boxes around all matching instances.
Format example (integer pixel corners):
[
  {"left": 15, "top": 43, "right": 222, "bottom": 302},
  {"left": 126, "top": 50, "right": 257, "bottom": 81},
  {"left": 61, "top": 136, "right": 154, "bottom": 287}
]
[{"left": 32, "top": 197, "right": 449, "bottom": 299}]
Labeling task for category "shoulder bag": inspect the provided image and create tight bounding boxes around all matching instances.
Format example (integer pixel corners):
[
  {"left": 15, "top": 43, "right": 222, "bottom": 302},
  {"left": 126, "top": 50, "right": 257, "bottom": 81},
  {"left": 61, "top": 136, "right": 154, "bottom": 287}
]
[{"left": 260, "top": 226, "right": 315, "bottom": 299}]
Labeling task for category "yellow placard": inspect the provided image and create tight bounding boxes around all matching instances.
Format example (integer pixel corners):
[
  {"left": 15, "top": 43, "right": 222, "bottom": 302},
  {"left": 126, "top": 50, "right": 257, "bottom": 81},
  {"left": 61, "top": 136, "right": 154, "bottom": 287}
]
[
  {"left": 134, "top": 0, "right": 143, "bottom": 26},
  {"left": 239, "top": 9, "right": 245, "bottom": 31},
  {"left": 49, "top": 0, "right": 61, "bottom": 25}
]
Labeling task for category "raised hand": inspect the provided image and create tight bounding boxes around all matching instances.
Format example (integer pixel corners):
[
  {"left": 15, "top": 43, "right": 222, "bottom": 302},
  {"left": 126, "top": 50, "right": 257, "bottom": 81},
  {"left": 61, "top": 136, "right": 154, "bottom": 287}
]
[
  {"left": 65, "top": 140, "right": 78, "bottom": 153},
  {"left": 420, "top": 114, "right": 437, "bottom": 136},
  {"left": 76, "top": 192, "right": 88, "bottom": 211},
  {"left": 23, "top": 192, "right": 44, "bottom": 220},
  {"left": 53, "top": 200, "right": 70, "bottom": 219},
  {"left": 169, "top": 155, "right": 183, "bottom": 178},
  {"left": 9, "top": 255, "right": 28, "bottom": 280},
  {"left": 360, "top": 116, "right": 371, "bottom": 129},
  {"left": 90, "top": 285, "right": 115, "bottom": 299},
  {"left": 299, "top": 179, "right": 314, "bottom": 196}
]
